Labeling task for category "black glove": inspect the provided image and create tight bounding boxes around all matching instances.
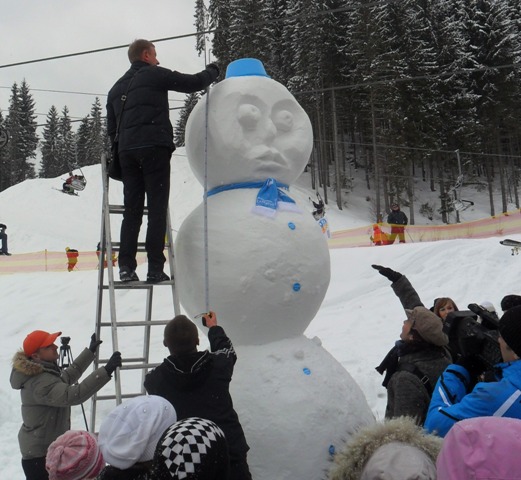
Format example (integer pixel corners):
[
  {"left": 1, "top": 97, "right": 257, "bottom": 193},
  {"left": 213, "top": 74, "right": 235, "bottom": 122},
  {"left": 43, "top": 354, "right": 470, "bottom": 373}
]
[
  {"left": 206, "top": 63, "right": 220, "bottom": 82},
  {"left": 104, "top": 351, "right": 122, "bottom": 376},
  {"left": 456, "top": 355, "right": 484, "bottom": 382},
  {"left": 88, "top": 333, "right": 102, "bottom": 353},
  {"left": 371, "top": 264, "right": 402, "bottom": 283}
]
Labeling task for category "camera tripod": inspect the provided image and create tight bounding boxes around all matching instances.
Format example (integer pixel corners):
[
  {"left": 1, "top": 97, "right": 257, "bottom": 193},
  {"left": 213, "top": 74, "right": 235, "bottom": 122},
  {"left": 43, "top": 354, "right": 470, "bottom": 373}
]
[
  {"left": 58, "top": 336, "right": 89, "bottom": 430},
  {"left": 59, "top": 336, "right": 73, "bottom": 368}
]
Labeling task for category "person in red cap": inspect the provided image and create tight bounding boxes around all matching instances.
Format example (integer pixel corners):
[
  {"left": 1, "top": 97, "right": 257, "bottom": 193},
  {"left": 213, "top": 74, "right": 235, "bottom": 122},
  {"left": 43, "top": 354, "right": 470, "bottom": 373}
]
[{"left": 10, "top": 330, "right": 122, "bottom": 480}]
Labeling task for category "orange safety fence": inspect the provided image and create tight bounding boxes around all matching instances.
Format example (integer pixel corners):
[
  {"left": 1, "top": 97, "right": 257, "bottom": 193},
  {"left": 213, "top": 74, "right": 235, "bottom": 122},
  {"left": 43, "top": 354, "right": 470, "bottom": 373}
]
[
  {"left": 0, "top": 251, "right": 147, "bottom": 275},
  {"left": 329, "top": 209, "right": 521, "bottom": 249},
  {"left": 2, "top": 211, "right": 521, "bottom": 274}
]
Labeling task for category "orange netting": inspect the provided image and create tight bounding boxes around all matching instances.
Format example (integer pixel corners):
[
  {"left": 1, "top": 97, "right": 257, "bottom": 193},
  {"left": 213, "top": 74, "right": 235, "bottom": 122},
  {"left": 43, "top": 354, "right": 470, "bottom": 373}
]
[
  {"left": 329, "top": 209, "right": 521, "bottom": 248},
  {"left": 0, "top": 251, "right": 147, "bottom": 275},
  {"left": 1, "top": 211, "right": 521, "bottom": 274}
]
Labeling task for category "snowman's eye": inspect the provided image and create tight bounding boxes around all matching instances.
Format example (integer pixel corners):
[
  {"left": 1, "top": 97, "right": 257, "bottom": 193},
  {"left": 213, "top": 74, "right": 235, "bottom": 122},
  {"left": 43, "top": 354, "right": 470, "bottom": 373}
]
[
  {"left": 273, "top": 110, "right": 293, "bottom": 132},
  {"left": 237, "top": 104, "right": 261, "bottom": 129}
]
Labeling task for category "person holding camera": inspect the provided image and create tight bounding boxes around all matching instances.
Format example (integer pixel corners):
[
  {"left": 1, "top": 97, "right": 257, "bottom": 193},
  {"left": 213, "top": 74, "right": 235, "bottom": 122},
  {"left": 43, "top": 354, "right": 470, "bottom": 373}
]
[
  {"left": 144, "top": 311, "right": 252, "bottom": 480},
  {"left": 425, "top": 305, "right": 521, "bottom": 437},
  {"left": 10, "top": 330, "right": 122, "bottom": 480}
]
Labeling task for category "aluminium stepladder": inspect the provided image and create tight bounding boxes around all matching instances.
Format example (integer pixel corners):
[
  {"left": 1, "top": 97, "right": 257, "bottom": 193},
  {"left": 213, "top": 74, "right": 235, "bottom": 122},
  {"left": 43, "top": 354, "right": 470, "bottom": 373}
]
[{"left": 90, "top": 153, "right": 181, "bottom": 431}]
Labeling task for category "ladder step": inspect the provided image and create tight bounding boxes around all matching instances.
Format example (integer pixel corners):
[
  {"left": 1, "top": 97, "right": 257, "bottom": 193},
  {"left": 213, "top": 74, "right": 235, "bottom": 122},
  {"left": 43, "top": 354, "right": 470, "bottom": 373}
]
[
  {"left": 99, "top": 360, "right": 161, "bottom": 369},
  {"left": 96, "top": 393, "right": 146, "bottom": 401},
  {"left": 102, "top": 279, "right": 175, "bottom": 289},
  {"left": 100, "top": 320, "right": 170, "bottom": 327},
  {"left": 109, "top": 205, "right": 150, "bottom": 215},
  {"left": 102, "top": 242, "right": 172, "bottom": 251}
]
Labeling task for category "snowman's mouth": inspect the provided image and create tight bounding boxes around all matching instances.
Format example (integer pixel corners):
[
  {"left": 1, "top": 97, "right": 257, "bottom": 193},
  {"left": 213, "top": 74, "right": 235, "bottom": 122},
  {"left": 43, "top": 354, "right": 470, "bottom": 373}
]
[{"left": 249, "top": 147, "right": 286, "bottom": 166}]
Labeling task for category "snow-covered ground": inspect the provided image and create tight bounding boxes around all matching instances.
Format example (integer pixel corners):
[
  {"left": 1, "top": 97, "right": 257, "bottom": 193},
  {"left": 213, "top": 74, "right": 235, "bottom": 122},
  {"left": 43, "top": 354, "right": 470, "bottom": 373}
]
[{"left": 1, "top": 151, "right": 519, "bottom": 477}]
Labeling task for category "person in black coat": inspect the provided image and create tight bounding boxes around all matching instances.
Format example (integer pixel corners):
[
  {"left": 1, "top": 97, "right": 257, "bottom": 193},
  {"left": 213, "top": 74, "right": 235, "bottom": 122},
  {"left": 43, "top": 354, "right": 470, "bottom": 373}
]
[
  {"left": 387, "top": 203, "right": 408, "bottom": 244},
  {"left": 106, "top": 39, "right": 219, "bottom": 283},
  {"left": 0, "top": 223, "right": 11, "bottom": 255},
  {"left": 144, "top": 312, "right": 252, "bottom": 480}
]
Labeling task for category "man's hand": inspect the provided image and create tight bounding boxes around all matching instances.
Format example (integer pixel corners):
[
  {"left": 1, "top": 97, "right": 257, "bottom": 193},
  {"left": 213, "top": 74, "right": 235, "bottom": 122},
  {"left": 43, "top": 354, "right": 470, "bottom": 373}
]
[
  {"left": 206, "top": 63, "right": 220, "bottom": 82},
  {"left": 104, "top": 351, "right": 122, "bottom": 376},
  {"left": 371, "top": 264, "right": 402, "bottom": 283},
  {"left": 88, "top": 333, "right": 102, "bottom": 353},
  {"left": 456, "top": 355, "right": 484, "bottom": 384},
  {"left": 202, "top": 311, "right": 218, "bottom": 328}
]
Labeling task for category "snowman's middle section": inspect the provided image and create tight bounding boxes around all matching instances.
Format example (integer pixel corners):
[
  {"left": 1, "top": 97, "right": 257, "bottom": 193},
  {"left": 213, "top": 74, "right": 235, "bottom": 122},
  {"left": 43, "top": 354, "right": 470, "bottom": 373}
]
[{"left": 175, "top": 188, "right": 331, "bottom": 346}]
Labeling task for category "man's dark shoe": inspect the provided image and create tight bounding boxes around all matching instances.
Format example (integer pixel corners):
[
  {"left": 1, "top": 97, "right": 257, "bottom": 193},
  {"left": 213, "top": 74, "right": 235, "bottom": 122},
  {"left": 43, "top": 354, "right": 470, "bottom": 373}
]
[
  {"left": 120, "top": 269, "right": 139, "bottom": 282},
  {"left": 146, "top": 271, "right": 170, "bottom": 283},
  {"left": 0, "top": 252, "right": 11, "bottom": 256}
]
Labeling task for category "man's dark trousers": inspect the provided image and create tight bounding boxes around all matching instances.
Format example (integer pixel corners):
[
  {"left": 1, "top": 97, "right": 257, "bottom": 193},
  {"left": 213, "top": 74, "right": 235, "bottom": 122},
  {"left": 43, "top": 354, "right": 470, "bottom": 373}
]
[{"left": 119, "top": 146, "right": 171, "bottom": 274}]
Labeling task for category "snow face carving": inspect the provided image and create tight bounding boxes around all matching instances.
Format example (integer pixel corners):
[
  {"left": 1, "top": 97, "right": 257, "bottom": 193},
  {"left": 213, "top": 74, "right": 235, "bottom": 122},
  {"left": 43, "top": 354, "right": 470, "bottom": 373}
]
[
  {"left": 176, "top": 59, "right": 331, "bottom": 345},
  {"left": 185, "top": 65, "right": 313, "bottom": 189}
]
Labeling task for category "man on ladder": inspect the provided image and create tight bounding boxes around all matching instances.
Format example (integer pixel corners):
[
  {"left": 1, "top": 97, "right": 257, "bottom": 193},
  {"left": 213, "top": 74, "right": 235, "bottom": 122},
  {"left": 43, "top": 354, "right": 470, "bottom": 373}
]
[{"left": 106, "top": 38, "right": 220, "bottom": 283}]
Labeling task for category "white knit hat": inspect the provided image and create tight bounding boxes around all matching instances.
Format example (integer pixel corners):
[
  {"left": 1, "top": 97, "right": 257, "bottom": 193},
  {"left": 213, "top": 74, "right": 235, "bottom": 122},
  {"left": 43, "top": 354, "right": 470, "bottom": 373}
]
[{"left": 98, "top": 395, "right": 177, "bottom": 470}]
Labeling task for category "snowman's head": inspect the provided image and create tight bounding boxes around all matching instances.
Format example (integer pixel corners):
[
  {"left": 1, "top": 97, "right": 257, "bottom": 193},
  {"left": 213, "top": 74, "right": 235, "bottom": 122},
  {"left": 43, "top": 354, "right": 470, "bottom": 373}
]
[{"left": 185, "top": 59, "right": 313, "bottom": 189}]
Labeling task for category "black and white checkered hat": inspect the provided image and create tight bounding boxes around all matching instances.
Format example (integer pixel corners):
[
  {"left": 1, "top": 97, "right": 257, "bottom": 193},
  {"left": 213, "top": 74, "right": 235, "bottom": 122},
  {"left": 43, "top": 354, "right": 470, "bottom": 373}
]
[{"left": 150, "top": 417, "right": 230, "bottom": 480}]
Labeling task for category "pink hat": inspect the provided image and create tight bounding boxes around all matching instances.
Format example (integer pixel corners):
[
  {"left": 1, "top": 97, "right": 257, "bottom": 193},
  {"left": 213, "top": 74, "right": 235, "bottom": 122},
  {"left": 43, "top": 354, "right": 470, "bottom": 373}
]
[
  {"left": 46, "top": 430, "right": 105, "bottom": 480},
  {"left": 437, "top": 417, "right": 521, "bottom": 479}
]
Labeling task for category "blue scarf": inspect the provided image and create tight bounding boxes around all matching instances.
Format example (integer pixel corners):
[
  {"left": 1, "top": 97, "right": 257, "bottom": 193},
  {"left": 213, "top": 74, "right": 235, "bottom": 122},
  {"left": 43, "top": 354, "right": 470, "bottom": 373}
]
[{"left": 207, "top": 178, "right": 301, "bottom": 218}]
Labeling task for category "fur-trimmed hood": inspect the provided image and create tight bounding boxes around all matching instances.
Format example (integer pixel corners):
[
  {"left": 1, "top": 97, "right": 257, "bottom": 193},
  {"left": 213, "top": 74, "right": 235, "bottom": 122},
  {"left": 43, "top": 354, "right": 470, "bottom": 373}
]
[
  {"left": 328, "top": 417, "right": 442, "bottom": 480},
  {"left": 10, "top": 349, "right": 59, "bottom": 389}
]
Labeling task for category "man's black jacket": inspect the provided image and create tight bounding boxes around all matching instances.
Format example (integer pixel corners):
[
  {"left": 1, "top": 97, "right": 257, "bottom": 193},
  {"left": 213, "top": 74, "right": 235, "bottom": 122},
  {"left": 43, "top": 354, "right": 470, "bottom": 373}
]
[
  {"left": 107, "top": 61, "right": 217, "bottom": 154},
  {"left": 144, "top": 326, "right": 249, "bottom": 461}
]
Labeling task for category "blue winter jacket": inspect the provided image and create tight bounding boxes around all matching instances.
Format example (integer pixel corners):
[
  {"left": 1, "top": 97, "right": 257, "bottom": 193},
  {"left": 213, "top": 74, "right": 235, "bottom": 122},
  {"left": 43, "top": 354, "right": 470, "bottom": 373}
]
[{"left": 424, "top": 360, "right": 521, "bottom": 437}]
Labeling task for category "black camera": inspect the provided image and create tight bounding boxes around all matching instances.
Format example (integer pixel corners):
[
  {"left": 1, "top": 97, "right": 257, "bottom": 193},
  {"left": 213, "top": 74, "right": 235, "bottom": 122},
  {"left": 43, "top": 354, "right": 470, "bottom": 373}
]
[
  {"left": 61, "top": 336, "right": 71, "bottom": 346},
  {"left": 443, "top": 304, "right": 502, "bottom": 373}
]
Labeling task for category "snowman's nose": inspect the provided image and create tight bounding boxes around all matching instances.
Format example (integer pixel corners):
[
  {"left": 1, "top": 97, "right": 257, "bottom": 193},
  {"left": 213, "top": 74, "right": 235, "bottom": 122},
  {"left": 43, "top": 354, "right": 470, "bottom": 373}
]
[{"left": 263, "top": 119, "right": 277, "bottom": 141}]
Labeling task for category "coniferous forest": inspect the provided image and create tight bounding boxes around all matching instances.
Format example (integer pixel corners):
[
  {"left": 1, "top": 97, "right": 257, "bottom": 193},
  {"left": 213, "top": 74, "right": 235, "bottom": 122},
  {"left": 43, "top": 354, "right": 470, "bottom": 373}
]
[{"left": 1, "top": 0, "right": 520, "bottom": 224}]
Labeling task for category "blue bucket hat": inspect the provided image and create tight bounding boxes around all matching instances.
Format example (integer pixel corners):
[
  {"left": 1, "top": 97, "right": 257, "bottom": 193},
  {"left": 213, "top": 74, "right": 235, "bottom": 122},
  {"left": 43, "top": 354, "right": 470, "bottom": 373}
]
[{"left": 225, "top": 58, "right": 270, "bottom": 79}]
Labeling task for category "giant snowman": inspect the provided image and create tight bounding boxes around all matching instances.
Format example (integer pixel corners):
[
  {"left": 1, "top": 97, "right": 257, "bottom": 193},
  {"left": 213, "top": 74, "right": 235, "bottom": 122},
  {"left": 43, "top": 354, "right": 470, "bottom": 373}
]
[{"left": 175, "top": 59, "right": 374, "bottom": 479}]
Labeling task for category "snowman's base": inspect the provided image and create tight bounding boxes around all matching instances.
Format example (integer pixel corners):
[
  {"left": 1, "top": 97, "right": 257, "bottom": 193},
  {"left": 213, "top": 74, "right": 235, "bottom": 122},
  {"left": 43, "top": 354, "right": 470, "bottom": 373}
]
[{"left": 232, "top": 335, "right": 375, "bottom": 480}]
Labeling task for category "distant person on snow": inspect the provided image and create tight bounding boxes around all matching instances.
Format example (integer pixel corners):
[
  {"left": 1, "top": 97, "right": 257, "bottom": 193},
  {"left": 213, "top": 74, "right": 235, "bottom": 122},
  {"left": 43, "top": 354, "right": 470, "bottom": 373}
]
[
  {"left": 10, "top": 330, "right": 121, "bottom": 480},
  {"left": 106, "top": 38, "right": 220, "bottom": 283},
  {"left": 62, "top": 172, "right": 80, "bottom": 195},
  {"left": 144, "top": 311, "right": 252, "bottom": 480},
  {"left": 0, "top": 222, "right": 12, "bottom": 255},
  {"left": 65, "top": 247, "right": 79, "bottom": 272},
  {"left": 311, "top": 197, "right": 325, "bottom": 220},
  {"left": 387, "top": 203, "right": 408, "bottom": 244}
]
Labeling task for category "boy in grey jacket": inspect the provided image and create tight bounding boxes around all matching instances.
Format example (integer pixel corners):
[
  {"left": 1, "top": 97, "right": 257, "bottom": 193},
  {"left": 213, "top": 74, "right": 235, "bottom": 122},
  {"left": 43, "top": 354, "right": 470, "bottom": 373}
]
[{"left": 10, "top": 330, "right": 121, "bottom": 480}]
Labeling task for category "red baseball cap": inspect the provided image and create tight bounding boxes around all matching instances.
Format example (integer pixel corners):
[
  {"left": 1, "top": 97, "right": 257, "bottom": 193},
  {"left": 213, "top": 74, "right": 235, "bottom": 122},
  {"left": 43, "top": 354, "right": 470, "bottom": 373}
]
[{"left": 23, "top": 330, "right": 62, "bottom": 356}]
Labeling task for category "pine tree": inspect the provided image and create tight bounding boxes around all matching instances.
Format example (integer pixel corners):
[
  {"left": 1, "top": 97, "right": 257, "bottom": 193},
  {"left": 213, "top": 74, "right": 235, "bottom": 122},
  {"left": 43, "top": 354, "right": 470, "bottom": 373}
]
[
  {"left": 0, "top": 110, "right": 8, "bottom": 192},
  {"left": 209, "top": 0, "right": 235, "bottom": 67},
  {"left": 74, "top": 98, "right": 107, "bottom": 167},
  {"left": 195, "top": 0, "right": 209, "bottom": 57},
  {"left": 75, "top": 116, "right": 90, "bottom": 168},
  {"left": 57, "top": 106, "right": 76, "bottom": 176},
  {"left": 2, "top": 81, "right": 37, "bottom": 191},
  {"left": 40, "top": 106, "right": 61, "bottom": 178},
  {"left": 85, "top": 97, "right": 106, "bottom": 167},
  {"left": 174, "top": 93, "right": 201, "bottom": 147}
]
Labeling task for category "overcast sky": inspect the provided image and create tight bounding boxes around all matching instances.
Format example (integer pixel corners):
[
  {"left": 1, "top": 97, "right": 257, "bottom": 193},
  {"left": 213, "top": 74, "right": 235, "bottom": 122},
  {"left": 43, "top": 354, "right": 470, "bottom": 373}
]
[{"left": 0, "top": 0, "right": 210, "bottom": 131}]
